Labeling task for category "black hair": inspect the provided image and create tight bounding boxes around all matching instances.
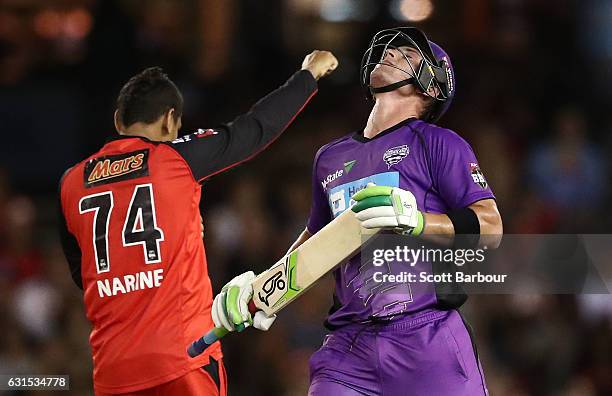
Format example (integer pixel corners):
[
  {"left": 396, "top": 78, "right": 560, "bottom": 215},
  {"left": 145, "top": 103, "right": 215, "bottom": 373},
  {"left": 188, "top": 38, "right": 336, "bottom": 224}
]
[{"left": 116, "top": 67, "right": 183, "bottom": 127}]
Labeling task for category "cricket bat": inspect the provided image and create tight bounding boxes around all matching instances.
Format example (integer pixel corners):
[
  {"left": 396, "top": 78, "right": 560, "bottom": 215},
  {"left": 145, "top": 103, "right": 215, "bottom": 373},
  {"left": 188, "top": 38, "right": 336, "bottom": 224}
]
[{"left": 188, "top": 208, "right": 377, "bottom": 357}]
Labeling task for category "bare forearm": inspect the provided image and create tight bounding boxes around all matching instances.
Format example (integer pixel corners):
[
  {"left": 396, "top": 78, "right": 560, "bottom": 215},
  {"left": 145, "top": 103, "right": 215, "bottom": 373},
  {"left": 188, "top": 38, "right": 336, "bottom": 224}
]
[
  {"left": 422, "top": 213, "right": 455, "bottom": 246},
  {"left": 471, "top": 200, "right": 503, "bottom": 248},
  {"left": 421, "top": 199, "right": 503, "bottom": 248}
]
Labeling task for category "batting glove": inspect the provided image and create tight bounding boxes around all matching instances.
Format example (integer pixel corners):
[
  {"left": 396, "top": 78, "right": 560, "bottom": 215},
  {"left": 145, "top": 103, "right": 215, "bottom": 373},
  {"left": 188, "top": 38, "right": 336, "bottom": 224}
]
[
  {"left": 211, "top": 271, "right": 277, "bottom": 332},
  {"left": 351, "top": 183, "right": 424, "bottom": 236}
]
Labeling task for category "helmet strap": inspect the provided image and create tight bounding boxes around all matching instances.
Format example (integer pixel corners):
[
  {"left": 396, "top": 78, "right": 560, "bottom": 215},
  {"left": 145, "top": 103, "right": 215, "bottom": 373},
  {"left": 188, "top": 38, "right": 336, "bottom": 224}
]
[{"left": 369, "top": 77, "right": 415, "bottom": 94}]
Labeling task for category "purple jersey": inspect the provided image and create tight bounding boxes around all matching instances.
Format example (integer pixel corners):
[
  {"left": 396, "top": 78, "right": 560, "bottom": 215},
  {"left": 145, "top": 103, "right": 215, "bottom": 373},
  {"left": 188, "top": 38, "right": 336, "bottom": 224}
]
[{"left": 307, "top": 118, "right": 495, "bottom": 327}]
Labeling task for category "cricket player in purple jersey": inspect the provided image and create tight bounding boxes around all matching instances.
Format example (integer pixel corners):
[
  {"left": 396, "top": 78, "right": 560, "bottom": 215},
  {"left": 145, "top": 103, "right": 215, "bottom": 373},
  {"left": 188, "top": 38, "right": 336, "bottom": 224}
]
[{"left": 212, "top": 27, "right": 502, "bottom": 395}]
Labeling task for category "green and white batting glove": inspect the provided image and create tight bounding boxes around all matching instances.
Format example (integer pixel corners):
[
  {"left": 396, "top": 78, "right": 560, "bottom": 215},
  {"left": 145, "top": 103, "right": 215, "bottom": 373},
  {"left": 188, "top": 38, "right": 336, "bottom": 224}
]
[
  {"left": 351, "top": 183, "right": 424, "bottom": 236},
  {"left": 211, "top": 271, "right": 277, "bottom": 332}
]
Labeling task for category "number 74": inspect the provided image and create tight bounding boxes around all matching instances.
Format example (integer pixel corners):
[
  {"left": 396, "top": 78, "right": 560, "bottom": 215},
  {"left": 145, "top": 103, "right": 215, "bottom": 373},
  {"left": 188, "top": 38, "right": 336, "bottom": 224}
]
[{"left": 79, "top": 183, "right": 164, "bottom": 274}]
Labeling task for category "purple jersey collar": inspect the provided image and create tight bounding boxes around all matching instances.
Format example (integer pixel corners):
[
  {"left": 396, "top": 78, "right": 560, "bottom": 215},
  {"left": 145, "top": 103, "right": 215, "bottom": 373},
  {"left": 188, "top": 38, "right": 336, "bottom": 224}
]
[{"left": 353, "top": 117, "right": 418, "bottom": 143}]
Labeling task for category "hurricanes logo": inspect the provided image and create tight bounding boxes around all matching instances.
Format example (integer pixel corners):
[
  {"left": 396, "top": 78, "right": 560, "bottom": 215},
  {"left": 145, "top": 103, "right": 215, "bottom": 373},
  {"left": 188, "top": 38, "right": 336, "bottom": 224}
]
[{"left": 383, "top": 145, "right": 409, "bottom": 168}]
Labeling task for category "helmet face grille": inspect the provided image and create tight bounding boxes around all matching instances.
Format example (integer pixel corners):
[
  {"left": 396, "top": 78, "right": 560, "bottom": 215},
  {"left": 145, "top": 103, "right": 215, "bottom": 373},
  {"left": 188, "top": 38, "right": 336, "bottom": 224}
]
[{"left": 360, "top": 27, "right": 456, "bottom": 122}]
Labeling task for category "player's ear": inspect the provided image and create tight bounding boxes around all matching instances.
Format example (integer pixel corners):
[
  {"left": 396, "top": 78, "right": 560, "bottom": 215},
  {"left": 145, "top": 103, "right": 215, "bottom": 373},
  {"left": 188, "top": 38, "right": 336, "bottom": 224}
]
[
  {"left": 163, "top": 108, "right": 179, "bottom": 139},
  {"left": 114, "top": 110, "right": 124, "bottom": 134},
  {"left": 160, "top": 109, "right": 170, "bottom": 134}
]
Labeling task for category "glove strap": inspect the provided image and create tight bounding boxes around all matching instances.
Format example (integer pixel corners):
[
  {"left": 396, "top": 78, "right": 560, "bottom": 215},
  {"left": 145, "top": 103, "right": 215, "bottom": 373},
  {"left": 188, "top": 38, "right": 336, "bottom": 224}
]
[
  {"left": 410, "top": 211, "right": 425, "bottom": 236},
  {"left": 395, "top": 210, "right": 424, "bottom": 237}
]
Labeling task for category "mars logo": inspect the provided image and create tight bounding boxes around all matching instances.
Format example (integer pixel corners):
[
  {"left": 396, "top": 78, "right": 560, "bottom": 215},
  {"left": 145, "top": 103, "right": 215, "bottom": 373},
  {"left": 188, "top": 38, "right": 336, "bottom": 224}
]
[
  {"left": 84, "top": 149, "right": 149, "bottom": 187},
  {"left": 383, "top": 145, "right": 409, "bottom": 168},
  {"left": 470, "top": 162, "right": 487, "bottom": 189}
]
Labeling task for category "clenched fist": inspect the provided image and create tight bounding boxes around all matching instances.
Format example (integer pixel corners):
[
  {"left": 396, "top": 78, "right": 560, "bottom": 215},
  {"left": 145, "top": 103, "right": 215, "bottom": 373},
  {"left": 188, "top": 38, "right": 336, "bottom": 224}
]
[{"left": 301, "top": 50, "right": 339, "bottom": 80}]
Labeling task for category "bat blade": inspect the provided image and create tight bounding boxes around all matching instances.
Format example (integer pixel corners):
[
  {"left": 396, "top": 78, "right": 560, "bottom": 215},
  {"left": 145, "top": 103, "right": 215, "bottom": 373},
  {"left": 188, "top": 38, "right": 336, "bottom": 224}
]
[
  {"left": 188, "top": 209, "right": 376, "bottom": 357},
  {"left": 252, "top": 209, "right": 376, "bottom": 315}
]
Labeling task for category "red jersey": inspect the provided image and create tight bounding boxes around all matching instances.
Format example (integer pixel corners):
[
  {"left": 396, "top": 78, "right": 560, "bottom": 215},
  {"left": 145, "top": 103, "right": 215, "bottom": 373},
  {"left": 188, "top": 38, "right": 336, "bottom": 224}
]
[{"left": 58, "top": 71, "right": 317, "bottom": 394}]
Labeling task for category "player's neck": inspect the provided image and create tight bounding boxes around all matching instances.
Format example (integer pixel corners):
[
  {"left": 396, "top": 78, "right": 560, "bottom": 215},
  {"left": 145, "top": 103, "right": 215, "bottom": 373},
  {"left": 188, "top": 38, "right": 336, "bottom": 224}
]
[
  {"left": 364, "top": 93, "right": 422, "bottom": 139},
  {"left": 121, "top": 122, "right": 169, "bottom": 142}
]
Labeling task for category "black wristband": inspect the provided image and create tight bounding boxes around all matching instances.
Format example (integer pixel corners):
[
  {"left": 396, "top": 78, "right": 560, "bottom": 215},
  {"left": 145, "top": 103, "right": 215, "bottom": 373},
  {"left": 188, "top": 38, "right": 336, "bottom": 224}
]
[{"left": 447, "top": 207, "right": 480, "bottom": 248}]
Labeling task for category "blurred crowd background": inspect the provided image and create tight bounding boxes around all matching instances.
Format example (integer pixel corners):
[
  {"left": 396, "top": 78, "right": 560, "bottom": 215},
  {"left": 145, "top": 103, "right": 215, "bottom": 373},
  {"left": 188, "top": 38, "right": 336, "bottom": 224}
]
[{"left": 1, "top": 0, "right": 611, "bottom": 395}]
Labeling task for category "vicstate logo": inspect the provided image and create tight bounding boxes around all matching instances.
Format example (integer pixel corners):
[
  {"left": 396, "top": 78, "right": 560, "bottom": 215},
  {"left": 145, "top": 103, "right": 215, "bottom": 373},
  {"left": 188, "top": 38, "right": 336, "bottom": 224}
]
[
  {"left": 321, "top": 169, "right": 344, "bottom": 190},
  {"left": 383, "top": 145, "right": 409, "bottom": 168}
]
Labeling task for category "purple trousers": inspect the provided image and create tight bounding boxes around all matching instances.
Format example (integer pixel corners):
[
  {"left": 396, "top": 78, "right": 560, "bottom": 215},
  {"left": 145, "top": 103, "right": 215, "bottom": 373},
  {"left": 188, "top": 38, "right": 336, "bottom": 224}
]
[{"left": 308, "top": 309, "right": 488, "bottom": 396}]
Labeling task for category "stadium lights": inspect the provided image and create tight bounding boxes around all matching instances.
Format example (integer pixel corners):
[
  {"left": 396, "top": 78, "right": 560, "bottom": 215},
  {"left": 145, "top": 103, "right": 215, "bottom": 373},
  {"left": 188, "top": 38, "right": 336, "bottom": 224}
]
[
  {"left": 319, "top": 0, "right": 376, "bottom": 22},
  {"left": 390, "top": 0, "right": 434, "bottom": 22}
]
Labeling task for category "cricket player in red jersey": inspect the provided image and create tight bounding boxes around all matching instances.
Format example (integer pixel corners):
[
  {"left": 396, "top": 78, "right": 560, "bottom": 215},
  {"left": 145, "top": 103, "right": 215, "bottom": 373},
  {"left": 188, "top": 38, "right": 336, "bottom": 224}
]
[{"left": 57, "top": 50, "right": 338, "bottom": 395}]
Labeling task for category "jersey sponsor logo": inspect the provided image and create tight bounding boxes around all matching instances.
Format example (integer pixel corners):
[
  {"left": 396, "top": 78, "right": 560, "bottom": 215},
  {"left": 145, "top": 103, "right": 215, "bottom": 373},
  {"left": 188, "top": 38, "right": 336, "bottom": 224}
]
[
  {"left": 383, "top": 145, "right": 409, "bottom": 168},
  {"left": 172, "top": 128, "right": 218, "bottom": 143},
  {"left": 195, "top": 128, "right": 218, "bottom": 138},
  {"left": 321, "top": 169, "right": 344, "bottom": 190},
  {"left": 84, "top": 149, "right": 149, "bottom": 188},
  {"left": 343, "top": 160, "right": 357, "bottom": 174},
  {"left": 327, "top": 171, "right": 400, "bottom": 217},
  {"left": 469, "top": 162, "right": 488, "bottom": 189},
  {"left": 329, "top": 190, "right": 346, "bottom": 215}
]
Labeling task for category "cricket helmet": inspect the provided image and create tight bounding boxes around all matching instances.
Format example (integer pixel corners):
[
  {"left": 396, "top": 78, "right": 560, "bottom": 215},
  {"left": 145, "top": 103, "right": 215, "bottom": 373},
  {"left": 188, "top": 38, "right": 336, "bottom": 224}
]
[{"left": 360, "top": 27, "right": 455, "bottom": 123}]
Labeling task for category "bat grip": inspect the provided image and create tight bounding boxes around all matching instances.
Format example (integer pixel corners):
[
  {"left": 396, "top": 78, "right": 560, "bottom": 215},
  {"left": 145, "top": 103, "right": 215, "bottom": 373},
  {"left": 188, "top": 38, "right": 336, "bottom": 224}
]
[{"left": 187, "top": 300, "right": 258, "bottom": 358}]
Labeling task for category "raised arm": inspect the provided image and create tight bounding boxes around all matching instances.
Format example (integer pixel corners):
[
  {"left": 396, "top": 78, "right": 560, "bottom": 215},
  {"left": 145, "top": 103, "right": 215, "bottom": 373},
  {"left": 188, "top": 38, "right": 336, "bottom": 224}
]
[{"left": 170, "top": 50, "right": 338, "bottom": 182}]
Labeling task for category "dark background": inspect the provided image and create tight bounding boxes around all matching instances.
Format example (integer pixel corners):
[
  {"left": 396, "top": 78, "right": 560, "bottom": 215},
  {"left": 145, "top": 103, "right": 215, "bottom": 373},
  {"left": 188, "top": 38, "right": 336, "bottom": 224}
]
[{"left": 0, "top": 0, "right": 611, "bottom": 394}]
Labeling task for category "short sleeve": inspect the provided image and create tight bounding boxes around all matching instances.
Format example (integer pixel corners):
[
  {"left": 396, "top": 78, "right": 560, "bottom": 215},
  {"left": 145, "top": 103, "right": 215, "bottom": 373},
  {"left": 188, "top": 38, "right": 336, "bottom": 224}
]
[
  {"left": 430, "top": 129, "right": 495, "bottom": 209},
  {"left": 306, "top": 148, "right": 332, "bottom": 234}
]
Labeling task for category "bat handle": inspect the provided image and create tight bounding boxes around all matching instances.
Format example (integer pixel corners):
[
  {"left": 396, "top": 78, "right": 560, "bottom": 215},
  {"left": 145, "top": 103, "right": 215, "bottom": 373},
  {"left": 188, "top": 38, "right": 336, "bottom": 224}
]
[{"left": 187, "top": 300, "right": 258, "bottom": 358}]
